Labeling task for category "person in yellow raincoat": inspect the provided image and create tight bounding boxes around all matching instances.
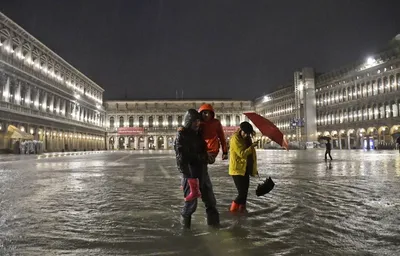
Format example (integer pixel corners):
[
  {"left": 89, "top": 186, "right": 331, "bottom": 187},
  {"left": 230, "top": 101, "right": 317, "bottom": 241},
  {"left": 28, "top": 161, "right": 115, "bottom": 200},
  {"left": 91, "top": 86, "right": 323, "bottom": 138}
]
[{"left": 229, "top": 121, "right": 259, "bottom": 213}]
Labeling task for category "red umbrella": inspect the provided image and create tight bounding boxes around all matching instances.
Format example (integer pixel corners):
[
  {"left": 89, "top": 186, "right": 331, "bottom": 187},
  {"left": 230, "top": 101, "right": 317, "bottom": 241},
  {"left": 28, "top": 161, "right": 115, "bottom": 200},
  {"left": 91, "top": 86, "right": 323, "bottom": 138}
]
[{"left": 243, "top": 112, "right": 289, "bottom": 150}]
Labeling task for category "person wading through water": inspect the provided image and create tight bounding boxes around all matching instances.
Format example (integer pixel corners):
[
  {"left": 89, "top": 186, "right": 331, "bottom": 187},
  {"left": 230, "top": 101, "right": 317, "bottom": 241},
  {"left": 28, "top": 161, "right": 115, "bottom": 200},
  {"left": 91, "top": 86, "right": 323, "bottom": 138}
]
[
  {"left": 228, "top": 121, "right": 259, "bottom": 213},
  {"left": 174, "top": 109, "right": 220, "bottom": 229}
]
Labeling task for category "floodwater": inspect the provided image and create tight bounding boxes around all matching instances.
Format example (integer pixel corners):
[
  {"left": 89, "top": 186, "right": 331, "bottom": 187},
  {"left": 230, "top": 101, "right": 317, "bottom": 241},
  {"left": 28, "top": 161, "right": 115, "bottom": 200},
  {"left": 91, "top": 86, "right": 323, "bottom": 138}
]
[{"left": 1, "top": 150, "right": 400, "bottom": 255}]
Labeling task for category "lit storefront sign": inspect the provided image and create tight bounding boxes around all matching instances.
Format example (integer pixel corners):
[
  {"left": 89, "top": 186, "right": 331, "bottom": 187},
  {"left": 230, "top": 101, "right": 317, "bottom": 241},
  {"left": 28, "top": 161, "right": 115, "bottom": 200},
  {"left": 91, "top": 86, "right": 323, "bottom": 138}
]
[{"left": 117, "top": 127, "right": 145, "bottom": 135}]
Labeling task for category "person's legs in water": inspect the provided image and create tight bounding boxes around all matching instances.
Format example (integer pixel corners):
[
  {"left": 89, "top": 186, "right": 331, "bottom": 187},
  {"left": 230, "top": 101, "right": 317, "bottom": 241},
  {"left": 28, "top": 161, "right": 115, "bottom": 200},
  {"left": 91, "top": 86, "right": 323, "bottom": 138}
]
[
  {"left": 181, "top": 177, "right": 199, "bottom": 229},
  {"left": 200, "top": 164, "right": 220, "bottom": 227},
  {"left": 324, "top": 150, "right": 328, "bottom": 161},
  {"left": 239, "top": 174, "right": 250, "bottom": 213},
  {"left": 231, "top": 174, "right": 250, "bottom": 213}
]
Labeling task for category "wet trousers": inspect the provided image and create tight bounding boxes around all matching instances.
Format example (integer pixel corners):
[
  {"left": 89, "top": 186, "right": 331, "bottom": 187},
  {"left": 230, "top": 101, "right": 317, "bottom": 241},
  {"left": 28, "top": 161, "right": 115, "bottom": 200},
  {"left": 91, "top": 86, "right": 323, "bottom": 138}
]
[
  {"left": 181, "top": 165, "right": 219, "bottom": 225},
  {"left": 232, "top": 174, "right": 250, "bottom": 205},
  {"left": 325, "top": 150, "right": 333, "bottom": 160}
]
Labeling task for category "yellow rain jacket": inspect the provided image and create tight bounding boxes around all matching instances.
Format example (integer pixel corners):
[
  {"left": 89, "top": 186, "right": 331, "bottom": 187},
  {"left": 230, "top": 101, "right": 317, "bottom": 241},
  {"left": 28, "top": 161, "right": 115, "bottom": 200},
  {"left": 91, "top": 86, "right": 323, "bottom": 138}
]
[{"left": 229, "top": 130, "right": 258, "bottom": 176}]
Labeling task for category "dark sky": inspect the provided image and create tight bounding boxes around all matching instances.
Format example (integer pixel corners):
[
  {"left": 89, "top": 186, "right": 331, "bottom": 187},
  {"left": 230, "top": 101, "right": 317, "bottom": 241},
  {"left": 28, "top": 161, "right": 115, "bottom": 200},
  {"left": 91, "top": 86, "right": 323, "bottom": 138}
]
[{"left": 2, "top": 0, "right": 400, "bottom": 100}]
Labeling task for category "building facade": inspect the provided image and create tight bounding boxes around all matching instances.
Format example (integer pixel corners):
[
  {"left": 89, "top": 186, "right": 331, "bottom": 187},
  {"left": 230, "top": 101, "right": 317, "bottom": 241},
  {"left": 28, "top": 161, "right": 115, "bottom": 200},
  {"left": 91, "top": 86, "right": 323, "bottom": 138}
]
[
  {"left": 104, "top": 100, "right": 253, "bottom": 150},
  {"left": 255, "top": 36, "right": 400, "bottom": 149},
  {"left": 253, "top": 85, "right": 297, "bottom": 146},
  {"left": 0, "top": 12, "right": 106, "bottom": 153},
  {"left": 315, "top": 38, "right": 400, "bottom": 150}
]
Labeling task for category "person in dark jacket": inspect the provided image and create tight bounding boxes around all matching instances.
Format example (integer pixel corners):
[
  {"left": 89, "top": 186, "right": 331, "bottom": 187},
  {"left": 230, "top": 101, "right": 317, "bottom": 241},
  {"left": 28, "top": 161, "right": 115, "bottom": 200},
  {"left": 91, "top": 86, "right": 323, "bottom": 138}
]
[
  {"left": 325, "top": 139, "right": 333, "bottom": 160},
  {"left": 174, "top": 109, "right": 220, "bottom": 229}
]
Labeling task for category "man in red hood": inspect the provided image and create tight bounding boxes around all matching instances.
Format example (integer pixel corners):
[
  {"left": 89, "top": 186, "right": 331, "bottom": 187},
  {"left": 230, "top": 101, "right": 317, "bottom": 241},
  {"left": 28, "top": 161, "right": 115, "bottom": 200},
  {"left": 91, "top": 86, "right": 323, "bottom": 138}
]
[{"left": 198, "top": 104, "right": 228, "bottom": 164}]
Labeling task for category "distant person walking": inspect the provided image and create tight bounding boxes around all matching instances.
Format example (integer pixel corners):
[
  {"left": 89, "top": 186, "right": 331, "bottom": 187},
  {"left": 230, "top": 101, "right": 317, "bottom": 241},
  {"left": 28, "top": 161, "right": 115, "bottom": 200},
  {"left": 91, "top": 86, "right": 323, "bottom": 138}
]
[{"left": 325, "top": 140, "right": 333, "bottom": 161}]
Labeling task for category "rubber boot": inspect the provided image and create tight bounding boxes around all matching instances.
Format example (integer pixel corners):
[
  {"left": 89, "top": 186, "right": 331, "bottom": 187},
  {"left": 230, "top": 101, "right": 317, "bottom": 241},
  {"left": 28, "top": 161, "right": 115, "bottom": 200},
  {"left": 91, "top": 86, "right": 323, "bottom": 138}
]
[
  {"left": 184, "top": 178, "right": 201, "bottom": 201},
  {"left": 181, "top": 216, "right": 191, "bottom": 229},
  {"left": 229, "top": 201, "right": 240, "bottom": 212}
]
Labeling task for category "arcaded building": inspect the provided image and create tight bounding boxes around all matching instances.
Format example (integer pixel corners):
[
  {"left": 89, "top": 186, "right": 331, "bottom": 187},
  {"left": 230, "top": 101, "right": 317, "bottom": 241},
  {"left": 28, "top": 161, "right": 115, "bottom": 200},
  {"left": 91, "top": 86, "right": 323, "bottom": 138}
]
[
  {"left": 104, "top": 100, "right": 253, "bottom": 150},
  {"left": 253, "top": 37, "right": 400, "bottom": 150},
  {"left": 0, "top": 12, "right": 106, "bottom": 152},
  {"left": 315, "top": 37, "right": 400, "bottom": 149}
]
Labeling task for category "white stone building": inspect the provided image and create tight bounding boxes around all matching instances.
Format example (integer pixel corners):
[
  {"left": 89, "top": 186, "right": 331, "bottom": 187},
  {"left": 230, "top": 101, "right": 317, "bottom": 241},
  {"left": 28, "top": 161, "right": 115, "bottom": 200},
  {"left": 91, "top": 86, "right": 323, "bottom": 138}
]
[
  {"left": 104, "top": 100, "right": 252, "bottom": 150},
  {"left": 0, "top": 12, "right": 106, "bottom": 152}
]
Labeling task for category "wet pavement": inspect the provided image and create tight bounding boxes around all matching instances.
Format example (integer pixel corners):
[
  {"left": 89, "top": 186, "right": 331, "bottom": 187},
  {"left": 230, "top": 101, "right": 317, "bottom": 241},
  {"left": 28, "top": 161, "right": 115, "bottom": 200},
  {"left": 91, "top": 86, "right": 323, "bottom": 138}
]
[{"left": 1, "top": 149, "right": 400, "bottom": 255}]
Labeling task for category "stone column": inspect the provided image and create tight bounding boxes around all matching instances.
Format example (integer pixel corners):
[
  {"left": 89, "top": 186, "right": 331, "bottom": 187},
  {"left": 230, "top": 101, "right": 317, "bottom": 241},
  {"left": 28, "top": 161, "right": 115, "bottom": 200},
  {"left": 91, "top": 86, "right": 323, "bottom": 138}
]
[
  {"left": 164, "top": 135, "right": 168, "bottom": 149},
  {"left": 124, "top": 136, "right": 128, "bottom": 149},
  {"left": 347, "top": 135, "right": 351, "bottom": 150},
  {"left": 55, "top": 97, "right": 60, "bottom": 114},
  {"left": 62, "top": 100, "right": 67, "bottom": 116},
  {"left": 15, "top": 82, "right": 21, "bottom": 105},
  {"left": 134, "top": 136, "right": 139, "bottom": 150},
  {"left": 25, "top": 86, "right": 31, "bottom": 108},
  {"left": 49, "top": 95, "right": 54, "bottom": 113},
  {"left": 2, "top": 77, "right": 10, "bottom": 102},
  {"left": 154, "top": 137, "right": 159, "bottom": 150},
  {"left": 114, "top": 136, "right": 118, "bottom": 150},
  {"left": 34, "top": 90, "right": 40, "bottom": 110},
  {"left": 41, "top": 92, "right": 47, "bottom": 112}
]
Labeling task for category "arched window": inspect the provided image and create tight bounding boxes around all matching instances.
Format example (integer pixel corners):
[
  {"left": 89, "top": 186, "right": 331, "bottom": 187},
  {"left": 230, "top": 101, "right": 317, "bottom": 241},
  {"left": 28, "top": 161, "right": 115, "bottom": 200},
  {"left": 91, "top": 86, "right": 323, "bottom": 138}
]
[
  {"left": 109, "top": 117, "right": 114, "bottom": 128},
  {"left": 158, "top": 116, "right": 163, "bottom": 128},
  {"left": 129, "top": 116, "right": 134, "bottom": 127},
  {"left": 236, "top": 115, "right": 240, "bottom": 126},
  {"left": 226, "top": 115, "right": 231, "bottom": 126},
  {"left": 119, "top": 116, "right": 124, "bottom": 127},
  {"left": 139, "top": 116, "right": 144, "bottom": 127},
  {"left": 168, "top": 116, "right": 173, "bottom": 128}
]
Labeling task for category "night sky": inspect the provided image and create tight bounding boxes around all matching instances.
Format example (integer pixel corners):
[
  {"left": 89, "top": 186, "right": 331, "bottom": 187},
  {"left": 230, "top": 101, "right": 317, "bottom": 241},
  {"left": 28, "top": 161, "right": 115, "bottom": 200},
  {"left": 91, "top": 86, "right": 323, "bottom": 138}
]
[{"left": 2, "top": 0, "right": 400, "bottom": 100}]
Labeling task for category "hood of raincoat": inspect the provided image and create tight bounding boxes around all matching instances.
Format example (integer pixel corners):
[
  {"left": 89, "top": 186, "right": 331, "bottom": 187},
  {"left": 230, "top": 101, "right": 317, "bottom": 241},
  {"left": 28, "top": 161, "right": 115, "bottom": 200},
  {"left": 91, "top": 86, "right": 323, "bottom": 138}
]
[
  {"left": 183, "top": 109, "right": 201, "bottom": 129},
  {"left": 198, "top": 104, "right": 215, "bottom": 118}
]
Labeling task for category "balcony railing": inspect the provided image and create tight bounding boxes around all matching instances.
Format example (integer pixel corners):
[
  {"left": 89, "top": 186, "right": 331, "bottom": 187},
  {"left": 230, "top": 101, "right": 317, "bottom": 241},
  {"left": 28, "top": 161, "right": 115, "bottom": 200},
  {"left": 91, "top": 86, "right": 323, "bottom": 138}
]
[{"left": 0, "top": 101, "right": 105, "bottom": 131}]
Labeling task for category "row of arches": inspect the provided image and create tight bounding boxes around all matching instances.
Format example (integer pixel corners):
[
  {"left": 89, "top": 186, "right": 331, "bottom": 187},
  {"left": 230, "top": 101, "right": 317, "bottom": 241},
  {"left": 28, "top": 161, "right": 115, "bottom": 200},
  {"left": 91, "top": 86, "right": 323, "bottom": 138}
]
[
  {"left": 108, "top": 135, "right": 175, "bottom": 150},
  {"left": 0, "top": 121, "right": 105, "bottom": 152},
  {"left": 319, "top": 125, "right": 399, "bottom": 149}
]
